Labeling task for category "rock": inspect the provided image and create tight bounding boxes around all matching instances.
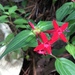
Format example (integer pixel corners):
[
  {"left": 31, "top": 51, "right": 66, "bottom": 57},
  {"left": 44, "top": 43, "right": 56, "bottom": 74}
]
[
  {"left": 0, "top": 23, "right": 23, "bottom": 75},
  {"left": 0, "top": 29, "right": 4, "bottom": 42}
]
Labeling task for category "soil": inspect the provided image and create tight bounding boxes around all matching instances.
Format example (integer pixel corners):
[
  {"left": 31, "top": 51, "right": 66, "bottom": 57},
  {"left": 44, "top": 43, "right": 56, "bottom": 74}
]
[{"left": 0, "top": 0, "right": 72, "bottom": 75}]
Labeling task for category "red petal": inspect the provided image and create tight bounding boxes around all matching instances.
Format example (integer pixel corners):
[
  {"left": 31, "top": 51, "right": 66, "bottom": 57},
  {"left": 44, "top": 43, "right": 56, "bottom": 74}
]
[
  {"left": 60, "top": 22, "right": 68, "bottom": 31},
  {"left": 37, "top": 50, "right": 46, "bottom": 55},
  {"left": 37, "top": 39, "right": 41, "bottom": 45},
  {"left": 45, "top": 29, "right": 55, "bottom": 34},
  {"left": 52, "top": 20, "right": 59, "bottom": 29},
  {"left": 28, "top": 21, "right": 35, "bottom": 29},
  {"left": 34, "top": 44, "right": 44, "bottom": 51},
  {"left": 49, "top": 32, "right": 58, "bottom": 44},
  {"left": 39, "top": 32, "right": 48, "bottom": 43},
  {"left": 45, "top": 46, "right": 52, "bottom": 54},
  {"left": 60, "top": 33, "right": 68, "bottom": 42}
]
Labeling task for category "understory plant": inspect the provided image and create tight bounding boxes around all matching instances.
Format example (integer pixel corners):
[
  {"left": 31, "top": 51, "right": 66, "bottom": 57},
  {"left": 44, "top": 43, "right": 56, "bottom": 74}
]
[{"left": 0, "top": 2, "right": 75, "bottom": 75}]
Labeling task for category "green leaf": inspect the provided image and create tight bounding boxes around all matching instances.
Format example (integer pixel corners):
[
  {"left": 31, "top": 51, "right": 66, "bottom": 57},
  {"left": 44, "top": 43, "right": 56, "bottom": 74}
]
[
  {"left": 22, "top": 46, "right": 28, "bottom": 51},
  {"left": 52, "top": 0, "right": 57, "bottom": 4},
  {"left": 0, "top": 41, "right": 5, "bottom": 47},
  {"left": 37, "top": 21, "right": 52, "bottom": 31},
  {"left": 4, "top": 5, "right": 10, "bottom": 10},
  {"left": 0, "top": 4, "right": 4, "bottom": 11},
  {"left": 16, "top": 25, "right": 30, "bottom": 29},
  {"left": 17, "top": 9, "right": 25, "bottom": 13},
  {"left": 4, "top": 33, "right": 14, "bottom": 44},
  {"left": 72, "top": 36, "right": 75, "bottom": 45},
  {"left": 65, "top": 11, "right": 75, "bottom": 21},
  {"left": 67, "top": 22, "right": 75, "bottom": 36},
  {"left": 8, "top": 49, "right": 22, "bottom": 59},
  {"left": 21, "top": 0, "right": 28, "bottom": 8},
  {"left": 8, "top": 6, "right": 17, "bottom": 14},
  {"left": 10, "top": 12, "right": 19, "bottom": 18},
  {"left": 28, "top": 36, "right": 37, "bottom": 47},
  {"left": 0, "top": 15, "right": 8, "bottom": 23},
  {"left": 0, "top": 33, "right": 14, "bottom": 47},
  {"left": 3, "top": 12, "right": 9, "bottom": 15},
  {"left": 56, "top": 2, "right": 73, "bottom": 21},
  {"left": 55, "top": 58, "right": 75, "bottom": 75},
  {"left": 0, "top": 30, "right": 35, "bottom": 59},
  {"left": 14, "top": 18, "right": 28, "bottom": 25},
  {"left": 53, "top": 47, "right": 66, "bottom": 56},
  {"left": 37, "top": 21, "right": 63, "bottom": 31},
  {"left": 65, "top": 44, "right": 75, "bottom": 59},
  {"left": 25, "top": 55, "right": 30, "bottom": 60},
  {"left": 16, "top": 25, "right": 27, "bottom": 28},
  {"left": 73, "top": 2, "right": 75, "bottom": 8},
  {"left": 24, "top": 12, "right": 30, "bottom": 17}
]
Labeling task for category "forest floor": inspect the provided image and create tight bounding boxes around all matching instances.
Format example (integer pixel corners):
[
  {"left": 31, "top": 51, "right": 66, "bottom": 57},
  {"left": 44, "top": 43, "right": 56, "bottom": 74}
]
[{"left": 0, "top": 0, "right": 73, "bottom": 75}]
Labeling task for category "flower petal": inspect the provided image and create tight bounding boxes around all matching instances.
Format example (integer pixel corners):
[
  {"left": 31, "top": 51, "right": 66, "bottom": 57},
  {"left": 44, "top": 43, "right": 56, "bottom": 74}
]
[
  {"left": 60, "top": 22, "right": 68, "bottom": 31},
  {"left": 45, "top": 29, "right": 55, "bottom": 34},
  {"left": 50, "top": 32, "right": 58, "bottom": 44},
  {"left": 39, "top": 32, "right": 48, "bottom": 43},
  {"left": 34, "top": 44, "right": 44, "bottom": 51},
  {"left": 37, "top": 50, "right": 46, "bottom": 55},
  {"left": 28, "top": 21, "right": 35, "bottom": 29},
  {"left": 60, "top": 33, "right": 68, "bottom": 42},
  {"left": 52, "top": 20, "right": 59, "bottom": 29},
  {"left": 37, "top": 39, "right": 41, "bottom": 45},
  {"left": 45, "top": 46, "right": 52, "bottom": 54}
]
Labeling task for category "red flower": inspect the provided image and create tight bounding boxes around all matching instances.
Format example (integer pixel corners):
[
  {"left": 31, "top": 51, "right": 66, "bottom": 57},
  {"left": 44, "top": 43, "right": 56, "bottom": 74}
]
[
  {"left": 28, "top": 22, "right": 41, "bottom": 35},
  {"left": 28, "top": 21, "right": 35, "bottom": 29},
  {"left": 46, "top": 20, "right": 68, "bottom": 42},
  {"left": 34, "top": 32, "right": 54, "bottom": 55}
]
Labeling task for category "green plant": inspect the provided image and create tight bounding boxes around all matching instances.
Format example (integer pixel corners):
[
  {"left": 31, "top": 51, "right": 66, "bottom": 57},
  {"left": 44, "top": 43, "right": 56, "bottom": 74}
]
[
  {"left": 0, "top": 4, "right": 28, "bottom": 28},
  {"left": 0, "top": 2, "right": 75, "bottom": 75}
]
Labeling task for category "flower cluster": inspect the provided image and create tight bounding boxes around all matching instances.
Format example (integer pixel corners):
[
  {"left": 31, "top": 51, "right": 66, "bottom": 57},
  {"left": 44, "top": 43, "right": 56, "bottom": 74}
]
[{"left": 28, "top": 20, "right": 68, "bottom": 55}]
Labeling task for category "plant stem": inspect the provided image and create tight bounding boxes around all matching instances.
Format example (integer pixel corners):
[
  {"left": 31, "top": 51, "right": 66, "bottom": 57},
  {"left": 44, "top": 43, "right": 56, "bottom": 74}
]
[{"left": 50, "top": 54, "right": 57, "bottom": 59}]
